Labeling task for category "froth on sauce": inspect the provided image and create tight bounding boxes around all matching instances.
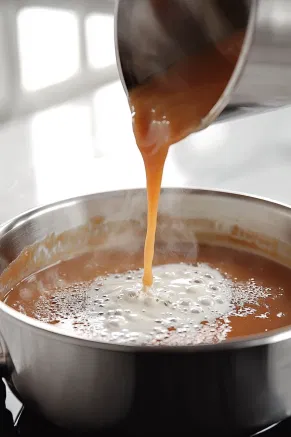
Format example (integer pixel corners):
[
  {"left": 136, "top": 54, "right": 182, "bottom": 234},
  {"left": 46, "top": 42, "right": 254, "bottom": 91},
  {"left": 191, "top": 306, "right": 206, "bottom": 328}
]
[
  {"left": 129, "top": 31, "right": 245, "bottom": 287},
  {"left": 5, "top": 245, "right": 291, "bottom": 346}
]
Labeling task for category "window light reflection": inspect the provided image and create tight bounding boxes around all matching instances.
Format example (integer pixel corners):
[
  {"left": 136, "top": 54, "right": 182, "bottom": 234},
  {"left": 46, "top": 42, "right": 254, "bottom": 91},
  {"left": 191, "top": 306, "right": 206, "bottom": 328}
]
[
  {"left": 86, "top": 13, "right": 115, "bottom": 69},
  {"left": 18, "top": 7, "right": 80, "bottom": 91},
  {"left": 30, "top": 101, "right": 94, "bottom": 204}
]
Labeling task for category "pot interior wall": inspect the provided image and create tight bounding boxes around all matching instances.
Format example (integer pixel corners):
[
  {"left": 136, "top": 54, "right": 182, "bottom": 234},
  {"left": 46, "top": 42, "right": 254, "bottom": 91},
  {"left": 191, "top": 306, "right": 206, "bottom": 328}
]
[{"left": 1, "top": 189, "right": 291, "bottom": 299}]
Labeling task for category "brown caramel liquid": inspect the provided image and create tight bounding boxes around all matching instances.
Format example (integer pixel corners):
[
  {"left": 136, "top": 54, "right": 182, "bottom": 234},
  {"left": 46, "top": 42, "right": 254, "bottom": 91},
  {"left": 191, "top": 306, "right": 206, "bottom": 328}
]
[
  {"left": 4, "top": 245, "right": 291, "bottom": 344},
  {"left": 130, "top": 31, "right": 244, "bottom": 287}
]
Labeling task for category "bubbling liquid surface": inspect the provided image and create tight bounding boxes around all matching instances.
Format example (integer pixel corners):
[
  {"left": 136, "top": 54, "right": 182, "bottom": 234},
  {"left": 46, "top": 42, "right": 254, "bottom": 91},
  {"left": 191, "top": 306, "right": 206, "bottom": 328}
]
[
  {"left": 4, "top": 245, "right": 291, "bottom": 346},
  {"left": 45, "top": 263, "right": 232, "bottom": 345}
]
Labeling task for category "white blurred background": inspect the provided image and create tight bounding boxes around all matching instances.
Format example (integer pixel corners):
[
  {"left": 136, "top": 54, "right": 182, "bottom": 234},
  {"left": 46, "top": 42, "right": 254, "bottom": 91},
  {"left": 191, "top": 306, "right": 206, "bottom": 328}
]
[{"left": 0, "top": 0, "right": 291, "bottom": 226}]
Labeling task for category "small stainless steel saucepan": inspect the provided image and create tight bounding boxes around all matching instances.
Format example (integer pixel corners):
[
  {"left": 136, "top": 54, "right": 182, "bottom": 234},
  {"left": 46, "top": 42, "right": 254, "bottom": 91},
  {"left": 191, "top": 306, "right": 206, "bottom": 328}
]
[
  {"left": 1, "top": 188, "right": 291, "bottom": 435},
  {"left": 115, "top": 0, "right": 291, "bottom": 128}
]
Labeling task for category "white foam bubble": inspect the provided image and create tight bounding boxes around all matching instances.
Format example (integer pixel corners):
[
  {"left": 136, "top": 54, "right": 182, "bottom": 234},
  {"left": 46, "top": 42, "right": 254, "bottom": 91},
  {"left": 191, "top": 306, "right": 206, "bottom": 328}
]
[
  {"left": 19, "top": 288, "right": 33, "bottom": 300},
  {"left": 52, "top": 263, "right": 233, "bottom": 345}
]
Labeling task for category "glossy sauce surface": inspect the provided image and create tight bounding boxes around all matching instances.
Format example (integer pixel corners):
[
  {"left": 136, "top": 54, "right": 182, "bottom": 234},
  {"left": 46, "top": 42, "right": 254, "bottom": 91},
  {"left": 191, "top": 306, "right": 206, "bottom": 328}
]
[
  {"left": 129, "top": 31, "right": 245, "bottom": 287},
  {"left": 4, "top": 245, "right": 291, "bottom": 345}
]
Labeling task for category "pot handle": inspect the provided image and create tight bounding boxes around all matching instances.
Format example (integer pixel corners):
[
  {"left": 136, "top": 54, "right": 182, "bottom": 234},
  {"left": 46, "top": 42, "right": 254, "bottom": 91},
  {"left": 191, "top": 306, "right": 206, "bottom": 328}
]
[
  {"left": 0, "top": 371, "right": 15, "bottom": 432},
  {"left": 0, "top": 343, "right": 15, "bottom": 433}
]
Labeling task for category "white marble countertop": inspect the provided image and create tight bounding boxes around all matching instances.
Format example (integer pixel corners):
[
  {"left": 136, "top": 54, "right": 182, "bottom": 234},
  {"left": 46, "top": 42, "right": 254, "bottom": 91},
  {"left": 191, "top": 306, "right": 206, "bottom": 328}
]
[{"left": 1, "top": 78, "right": 291, "bottom": 226}]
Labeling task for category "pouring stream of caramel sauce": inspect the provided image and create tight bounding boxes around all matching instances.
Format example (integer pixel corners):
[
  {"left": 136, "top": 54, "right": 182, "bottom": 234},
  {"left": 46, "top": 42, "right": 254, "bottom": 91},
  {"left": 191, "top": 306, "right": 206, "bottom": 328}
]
[{"left": 129, "top": 31, "right": 245, "bottom": 288}]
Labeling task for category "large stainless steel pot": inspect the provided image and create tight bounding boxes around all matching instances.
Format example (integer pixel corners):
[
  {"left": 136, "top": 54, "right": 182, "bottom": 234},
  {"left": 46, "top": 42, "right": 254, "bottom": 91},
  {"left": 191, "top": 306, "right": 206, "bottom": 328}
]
[{"left": 1, "top": 188, "right": 291, "bottom": 435}]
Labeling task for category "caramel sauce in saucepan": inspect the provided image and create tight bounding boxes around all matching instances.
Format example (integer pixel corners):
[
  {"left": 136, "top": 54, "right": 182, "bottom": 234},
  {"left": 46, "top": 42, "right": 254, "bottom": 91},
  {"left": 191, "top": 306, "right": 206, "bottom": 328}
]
[{"left": 4, "top": 245, "right": 291, "bottom": 345}]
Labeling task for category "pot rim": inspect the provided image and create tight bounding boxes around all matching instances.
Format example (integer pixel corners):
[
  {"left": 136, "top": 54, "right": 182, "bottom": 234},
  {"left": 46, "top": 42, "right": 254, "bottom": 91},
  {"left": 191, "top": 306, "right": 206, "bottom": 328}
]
[{"left": 1, "top": 186, "right": 291, "bottom": 354}]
